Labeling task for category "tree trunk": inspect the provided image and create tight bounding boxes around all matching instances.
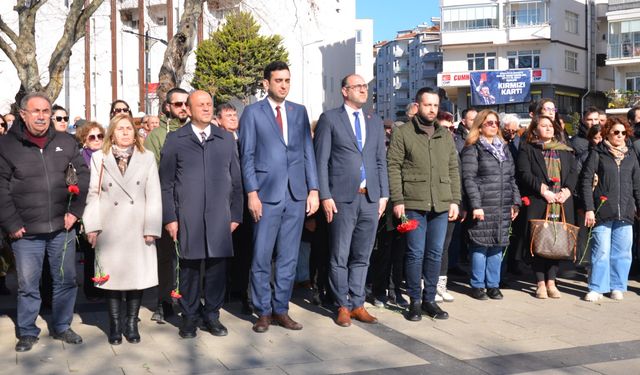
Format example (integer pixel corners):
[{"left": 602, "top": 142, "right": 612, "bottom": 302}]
[{"left": 156, "top": 0, "right": 206, "bottom": 109}]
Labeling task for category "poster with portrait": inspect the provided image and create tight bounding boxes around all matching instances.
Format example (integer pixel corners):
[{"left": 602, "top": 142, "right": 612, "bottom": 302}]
[{"left": 470, "top": 70, "right": 531, "bottom": 106}]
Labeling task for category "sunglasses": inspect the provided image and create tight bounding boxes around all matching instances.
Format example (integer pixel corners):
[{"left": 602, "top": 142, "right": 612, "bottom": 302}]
[
  {"left": 54, "top": 116, "right": 69, "bottom": 122},
  {"left": 611, "top": 130, "right": 626, "bottom": 136},
  {"left": 113, "top": 108, "right": 130, "bottom": 114},
  {"left": 543, "top": 107, "right": 558, "bottom": 113},
  {"left": 171, "top": 101, "right": 187, "bottom": 108},
  {"left": 483, "top": 120, "right": 500, "bottom": 128},
  {"left": 87, "top": 134, "right": 104, "bottom": 141}
]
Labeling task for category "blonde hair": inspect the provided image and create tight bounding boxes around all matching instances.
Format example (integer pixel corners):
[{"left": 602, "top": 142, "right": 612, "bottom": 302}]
[
  {"left": 102, "top": 114, "right": 145, "bottom": 153},
  {"left": 465, "top": 109, "right": 504, "bottom": 146}
]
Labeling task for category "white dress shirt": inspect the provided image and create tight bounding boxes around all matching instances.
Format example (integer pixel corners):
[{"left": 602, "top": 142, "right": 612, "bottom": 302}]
[
  {"left": 192, "top": 124, "right": 211, "bottom": 142},
  {"left": 267, "top": 97, "right": 289, "bottom": 146},
  {"left": 344, "top": 104, "right": 367, "bottom": 188}
]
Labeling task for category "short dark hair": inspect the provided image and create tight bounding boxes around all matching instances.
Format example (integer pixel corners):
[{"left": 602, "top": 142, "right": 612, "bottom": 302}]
[
  {"left": 215, "top": 103, "right": 237, "bottom": 117},
  {"left": 627, "top": 105, "right": 640, "bottom": 123},
  {"left": 461, "top": 107, "right": 477, "bottom": 119},
  {"left": 583, "top": 106, "right": 601, "bottom": 118},
  {"left": 52, "top": 104, "right": 67, "bottom": 114},
  {"left": 166, "top": 87, "right": 189, "bottom": 104},
  {"left": 528, "top": 100, "right": 538, "bottom": 114},
  {"left": 264, "top": 61, "right": 289, "bottom": 80},
  {"left": 341, "top": 74, "right": 356, "bottom": 88},
  {"left": 20, "top": 92, "right": 51, "bottom": 110},
  {"left": 415, "top": 87, "right": 438, "bottom": 103}
]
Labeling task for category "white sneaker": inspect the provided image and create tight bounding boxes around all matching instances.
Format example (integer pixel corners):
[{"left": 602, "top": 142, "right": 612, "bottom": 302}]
[
  {"left": 584, "top": 291, "right": 603, "bottom": 302},
  {"left": 610, "top": 290, "right": 624, "bottom": 300},
  {"left": 436, "top": 276, "right": 454, "bottom": 302}
]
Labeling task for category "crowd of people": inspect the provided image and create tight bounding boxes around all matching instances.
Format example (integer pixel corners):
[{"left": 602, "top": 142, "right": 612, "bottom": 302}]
[{"left": 1, "top": 60, "right": 640, "bottom": 353}]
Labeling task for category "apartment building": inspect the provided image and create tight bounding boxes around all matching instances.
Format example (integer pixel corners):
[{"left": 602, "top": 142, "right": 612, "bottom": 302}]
[
  {"left": 0, "top": 0, "right": 370, "bottom": 122},
  {"left": 438, "top": 0, "right": 611, "bottom": 119},
  {"left": 374, "top": 21, "right": 442, "bottom": 121},
  {"left": 606, "top": 0, "right": 640, "bottom": 103}
]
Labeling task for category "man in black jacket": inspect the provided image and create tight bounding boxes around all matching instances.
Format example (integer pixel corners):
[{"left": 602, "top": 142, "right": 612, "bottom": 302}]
[
  {"left": 571, "top": 106, "right": 600, "bottom": 157},
  {"left": 0, "top": 93, "right": 89, "bottom": 352}
]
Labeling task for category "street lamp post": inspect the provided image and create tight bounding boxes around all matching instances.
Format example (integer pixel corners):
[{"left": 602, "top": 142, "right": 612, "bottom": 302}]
[{"left": 123, "top": 29, "right": 168, "bottom": 112}]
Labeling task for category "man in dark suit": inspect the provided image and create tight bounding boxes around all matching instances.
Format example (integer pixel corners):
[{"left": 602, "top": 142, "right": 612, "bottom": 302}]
[
  {"left": 160, "top": 90, "right": 243, "bottom": 338},
  {"left": 314, "top": 74, "right": 389, "bottom": 327},
  {"left": 239, "top": 61, "right": 319, "bottom": 333}
]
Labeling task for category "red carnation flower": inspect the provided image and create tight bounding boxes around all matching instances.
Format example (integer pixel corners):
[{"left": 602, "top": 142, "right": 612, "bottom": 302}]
[
  {"left": 68, "top": 185, "right": 80, "bottom": 195},
  {"left": 100, "top": 274, "right": 110, "bottom": 282},
  {"left": 522, "top": 196, "right": 531, "bottom": 206},
  {"left": 550, "top": 177, "right": 560, "bottom": 183},
  {"left": 599, "top": 195, "right": 608, "bottom": 202},
  {"left": 396, "top": 215, "right": 419, "bottom": 233},
  {"left": 171, "top": 289, "right": 182, "bottom": 299},
  {"left": 91, "top": 276, "right": 100, "bottom": 283}
]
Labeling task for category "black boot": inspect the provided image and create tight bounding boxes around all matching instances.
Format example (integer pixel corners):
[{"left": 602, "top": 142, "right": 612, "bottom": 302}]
[
  {"left": 107, "top": 291, "right": 122, "bottom": 345},
  {"left": 124, "top": 290, "right": 142, "bottom": 343},
  {"left": 405, "top": 299, "right": 422, "bottom": 322}
]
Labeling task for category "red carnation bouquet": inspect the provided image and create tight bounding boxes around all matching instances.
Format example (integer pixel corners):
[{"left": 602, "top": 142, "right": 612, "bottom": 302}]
[
  {"left": 396, "top": 215, "right": 419, "bottom": 233},
  {"left": 92, "top": 248, "right": 110, "bottom": 284}
]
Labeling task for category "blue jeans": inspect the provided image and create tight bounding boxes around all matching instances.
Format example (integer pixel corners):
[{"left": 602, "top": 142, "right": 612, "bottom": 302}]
[
  {"left": 589, "top": 221, "right": 632, "bottom": 293},
  {"left": 404, "top": 210, "right": 448, "bottom": 302},
  {"left": 470, "top": 246, "right": 503, "bottom": 289},
  {"left": 12, "top": 229, "right": 78, "bottom": 337}
]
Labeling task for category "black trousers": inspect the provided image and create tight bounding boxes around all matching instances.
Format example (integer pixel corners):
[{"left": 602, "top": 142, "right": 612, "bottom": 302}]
[
  {"left": 227, "top": 208, "right": 254, "bottom": 303},
  {"left": 155, "top": 230, "right": 176, "bottom": 305},
  {"left": 369, "top": 228, "right": 405, "bottom": 299},
  {"left": 179, "top": 257, "right": 226, "bottom": 321}
]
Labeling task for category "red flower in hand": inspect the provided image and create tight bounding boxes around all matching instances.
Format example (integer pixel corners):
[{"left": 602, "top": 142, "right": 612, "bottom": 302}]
[
  {"left": 100, "top": 274, "right": 110, "bottom": 282},
  {"left": 396, "top": 215, "right": 419, "bottom": 233},
  {"left": 550, "top": 177, "right": 560, "bottom": 183},
  {"left": 91, "top": 273, "right": 110, "bottom": 284},
  {"left": 171, "top": 289, "right": 182, "bottom": 299},
  {"left": 522, "top": 196, "right": 531, "bottom": 206},
  {"left": 91, "top": 276, "right": 100, "bottom": 283},
  {"left": 599, "top": 195, "right": 608, "bottom": 202},
  {"left": 68, "top": 185, "right": 80, "bottom": 195}
]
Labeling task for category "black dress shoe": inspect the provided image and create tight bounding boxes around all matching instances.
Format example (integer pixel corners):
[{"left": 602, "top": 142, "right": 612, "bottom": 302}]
[
  {"left": 486, "top": 288, "right": 503, "bottom": 300},
  {"left": 471, "top": 288, "right": 489, "bottom": 300},
  {"left": 52, "top": 328, "right": 83, "bottom": 344},
  {"left": 421, "top": 301, "right": 449, "bottom": 320},
  {"left": 179, "top": 317, "right": 197, "bottom": 339},
  {"left": 405, "top": 301, "right": 422, "bottom": 322},
  {"left": 15, "top": 336, "right": 38, "bottom": 352},
  {"left": 150, "top": 305, "right": 164, "bottom": 323},
  {"left": 204, "top": 319, "right": 228, "bottom": 337}
]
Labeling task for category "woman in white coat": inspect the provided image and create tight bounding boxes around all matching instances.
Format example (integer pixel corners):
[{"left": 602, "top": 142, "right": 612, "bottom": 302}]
[{"left": 83, "top": 114, "right": 162, "bottom": 345}]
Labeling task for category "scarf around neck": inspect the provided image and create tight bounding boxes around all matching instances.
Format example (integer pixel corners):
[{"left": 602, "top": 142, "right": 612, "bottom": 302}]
[
  {"left": 479, "top": 136, "right": 507, "bottom": 162},
  {"left": 603, "top": 139, "right": 628, "bottom": 166},
  {"left": 111, "top": 145, "right": 134, "bottom": 176}
]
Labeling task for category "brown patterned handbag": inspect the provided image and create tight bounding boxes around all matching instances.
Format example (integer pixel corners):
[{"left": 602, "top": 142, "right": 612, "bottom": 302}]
[{"left": 529, "top": 204, "right": 579, "bottom": 261}]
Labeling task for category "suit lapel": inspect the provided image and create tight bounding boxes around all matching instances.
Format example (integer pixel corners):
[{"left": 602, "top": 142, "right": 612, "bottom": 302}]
[
  {"left": 362, "top": 112, "right": 376, "bottom": 153},
  {"left": 122, "top": 148, "right": 139, "bottom": 185},
  {"left": 103, "top": 152, "right": 128, "bottom": 193},
  {"left": 532, "top": 146, "right": 550, "bottom": 181},
  {"left": 260, "top": 99, "right": 285, "bottom": 146}
]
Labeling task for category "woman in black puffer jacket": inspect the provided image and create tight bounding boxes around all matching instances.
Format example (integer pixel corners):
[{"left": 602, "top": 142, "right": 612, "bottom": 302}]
[
  {"left": 581, "top": 117, "right": 640, "bottom": 302},
  {"left": 461, "top": 109, "right": 521, "bottom": 301}
]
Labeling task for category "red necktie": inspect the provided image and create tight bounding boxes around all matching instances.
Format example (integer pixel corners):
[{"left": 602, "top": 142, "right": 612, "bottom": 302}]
[{"left": 275, "top": 105, "right": 283, "bottom": 135}]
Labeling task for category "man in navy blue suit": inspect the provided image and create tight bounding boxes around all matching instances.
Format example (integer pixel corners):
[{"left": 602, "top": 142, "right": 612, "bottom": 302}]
[
  {"left": 239, "top": 61, "right": 319, "bottom": 333},
  {"left": 314, "top": 74, "right": 389, "bottom": 327}
]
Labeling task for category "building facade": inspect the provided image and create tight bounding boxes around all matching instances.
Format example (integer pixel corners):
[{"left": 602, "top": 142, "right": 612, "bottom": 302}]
[
  {"left": 437, "top": 0, "right": 611, "bottom": 120},
  {"left": 606, "top": 0, "right": 640, "bottom": 109},
  {"left": 0, "top": 0, "right": 370, "bottom": 123}
]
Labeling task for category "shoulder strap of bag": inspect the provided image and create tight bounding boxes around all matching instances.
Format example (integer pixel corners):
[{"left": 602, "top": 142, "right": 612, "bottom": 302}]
[{"left": 97, "top": 159, "right": 104, "bottom": 198}]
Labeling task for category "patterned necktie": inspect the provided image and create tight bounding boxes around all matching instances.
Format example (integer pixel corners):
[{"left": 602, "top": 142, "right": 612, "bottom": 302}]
[
  {"left": 353, "top": 112, "right": 366, "bottom": 184},
  {"left": 200, "top": 131, "right": 206, "bottom": 144},
  {"left": 275, "top": 105, "right": 283, "bottom": 135}
]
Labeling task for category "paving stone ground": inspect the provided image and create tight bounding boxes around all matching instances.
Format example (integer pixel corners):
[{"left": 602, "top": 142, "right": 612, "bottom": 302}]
[{"left": 1, "top": 264, "right": 640, "bottom": 374}]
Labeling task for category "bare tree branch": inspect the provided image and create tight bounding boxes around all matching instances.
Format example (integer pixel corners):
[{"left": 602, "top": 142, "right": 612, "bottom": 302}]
[
  {"left": 0, "top": 16, "right": 19, "bottom": 45},
  {"left": 0, "top": 36, "right": 18, "bottom": 68}
]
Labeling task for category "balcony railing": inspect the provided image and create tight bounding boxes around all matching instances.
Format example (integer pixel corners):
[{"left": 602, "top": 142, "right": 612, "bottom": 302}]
[
  {"left": 608, "top": 42, "right": 640, "bottom": 60},
  {"left": 609, "top": 0, "right": 640, "bottom": 11}
]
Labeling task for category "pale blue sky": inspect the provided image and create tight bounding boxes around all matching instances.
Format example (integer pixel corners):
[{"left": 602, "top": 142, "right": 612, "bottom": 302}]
[{"left": 356, "top": 0, "right": 440, "bottom": 42}]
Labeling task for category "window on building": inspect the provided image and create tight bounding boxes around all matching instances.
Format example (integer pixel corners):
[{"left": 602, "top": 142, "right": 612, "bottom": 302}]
[
  {"left": 555, "top": 93, "right": 580, "bottom": 114},
  {"left": 507, "top": 50, "right": 541, "bottom": 69},
  {"left": 625, "top": 73, "right": 640, "bottom": 91},
  {"left": 505, "top": 0, "right": 548, "bottom": 27},
  {"left": 565, "top": 50, "right": 578, "bottom": 72},
  {"left": 356, "top": 30, "right": 362, "bottom": 43},
  {"left": 608, "top": 20, "right": 640, "bottom": 59},
  {"left": 443, "top": 5, "right": 498, "bottom": 31},
  {"left": 356, "top": 53, "right": 361, "bottom": 66},
  {"left": 565, "top": 11, "right": 578, "bottom": 34},
  {"left": 467, "top": 52, "right": 496, "bottom": 70}
]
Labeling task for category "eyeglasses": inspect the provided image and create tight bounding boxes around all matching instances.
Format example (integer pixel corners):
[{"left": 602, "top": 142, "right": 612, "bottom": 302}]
[
  {"left": 54, "top": 116, "right": 69, "bottom": 122},
  {"left": 87, "top": 134, "right": 104, "bottom": 141},
  {"left": 113, "top": 108, "right": 130, "bottom": 114},
  {"left": 543, "top": 107, "right": 558, "bottom": 113},
  {"left": 503, "top": 128, "right": 518, "bottom": 133},
  {"left": 611, "top": 130, "right": 626, "bottom": 136},
  {"left": 22, "top": 109, "right": 51, "bottom": 117},
  {"left": 345, "top": 84, "right": 368, "bottom": 91},
  {"left": 170, "top": 101, "right": 187, "bottom": 108},
  {"left": 483, "top": 120, "right": 500, "bottom": 128}
]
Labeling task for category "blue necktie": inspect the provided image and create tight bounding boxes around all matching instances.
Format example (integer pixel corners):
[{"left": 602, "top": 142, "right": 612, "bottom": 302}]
[{"left": 353, "top": 112, "right": 366, "bottom": 184}]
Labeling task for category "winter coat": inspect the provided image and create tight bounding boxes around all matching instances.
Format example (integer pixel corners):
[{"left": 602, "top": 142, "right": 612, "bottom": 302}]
[
  {"left": 580, "top": 142, "right": 640, "bottom": 224},
  {"left": 143, "top": 114, "right": 184, "bottom": 165},
  {"left": 0, "top": 119, "right": 89, "bottom": 235},
  {"left": 82, "top": 148, "right": 162, "bottom": 290},
  {"left": 461, "top": 142, "right": 521, "bottom": 247},
  {"left": 387, "top": 117, "right": 461, "bottom": 213},
  {"left": 570, "top": 123, "right": 589, "bottom": 158}
]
